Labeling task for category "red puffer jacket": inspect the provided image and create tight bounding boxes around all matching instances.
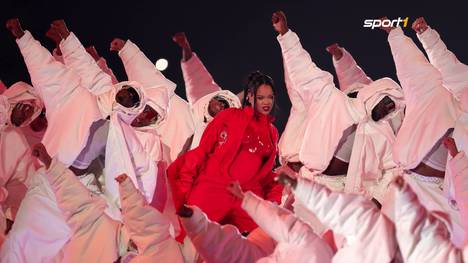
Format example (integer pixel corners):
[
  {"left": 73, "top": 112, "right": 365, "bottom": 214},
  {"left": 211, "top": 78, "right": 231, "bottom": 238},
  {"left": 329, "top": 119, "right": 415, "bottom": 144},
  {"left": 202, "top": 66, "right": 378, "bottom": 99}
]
[{"left": 168, "top": 107, "right": 282, "bottom": 210}]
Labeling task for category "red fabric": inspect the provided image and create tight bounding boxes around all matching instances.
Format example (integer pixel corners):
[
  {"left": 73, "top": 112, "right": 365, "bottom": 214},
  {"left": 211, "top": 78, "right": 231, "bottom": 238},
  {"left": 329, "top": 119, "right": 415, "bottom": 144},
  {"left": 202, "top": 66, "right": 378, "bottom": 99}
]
[{"left": 167, "top": 107, "right": 282, "bottom": 232}]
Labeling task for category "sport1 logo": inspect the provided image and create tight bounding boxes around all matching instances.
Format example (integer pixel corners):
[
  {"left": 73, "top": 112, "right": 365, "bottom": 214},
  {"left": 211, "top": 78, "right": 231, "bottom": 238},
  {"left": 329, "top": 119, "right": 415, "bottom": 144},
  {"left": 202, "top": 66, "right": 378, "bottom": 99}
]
[{"left": 363, "top": 17, "right": 409, "bottom": 29}]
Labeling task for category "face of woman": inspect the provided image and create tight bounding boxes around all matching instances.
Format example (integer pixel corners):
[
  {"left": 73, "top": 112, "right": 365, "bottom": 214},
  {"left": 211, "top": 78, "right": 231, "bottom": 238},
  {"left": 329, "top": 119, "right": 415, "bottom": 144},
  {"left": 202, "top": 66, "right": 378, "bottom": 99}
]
[{"left": 249, "top": 84, "right": 274, "bottom": 115}]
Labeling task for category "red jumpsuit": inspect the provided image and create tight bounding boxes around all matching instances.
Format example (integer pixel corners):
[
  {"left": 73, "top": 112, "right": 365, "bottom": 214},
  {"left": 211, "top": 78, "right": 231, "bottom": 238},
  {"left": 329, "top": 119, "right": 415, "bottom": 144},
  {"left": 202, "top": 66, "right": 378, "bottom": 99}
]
[{"left": 169, "top": 107, "right": 282, "bottom": 232}]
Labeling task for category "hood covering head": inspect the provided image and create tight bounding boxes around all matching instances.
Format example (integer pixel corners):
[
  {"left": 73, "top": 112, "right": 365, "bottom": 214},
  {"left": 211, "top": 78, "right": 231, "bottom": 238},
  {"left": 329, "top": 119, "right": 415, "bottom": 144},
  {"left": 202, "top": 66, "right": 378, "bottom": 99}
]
[
  {"left": 344, "top": 78, "right": 405, "bottom": 200},
  {"left": 112, "top": 80, "right": 168, "bottom": 127},
  {"left": 1, "top": 81, "right": 44, "bottom": 129},
  {"left": 356, "top": 78, "right": 405, "bottom": 122},
  {"left": 192, "top": 90, "right": 241, "bottom": 124},
  {"left": 343, "top": 82, "right": 366, "bottom": 96}
]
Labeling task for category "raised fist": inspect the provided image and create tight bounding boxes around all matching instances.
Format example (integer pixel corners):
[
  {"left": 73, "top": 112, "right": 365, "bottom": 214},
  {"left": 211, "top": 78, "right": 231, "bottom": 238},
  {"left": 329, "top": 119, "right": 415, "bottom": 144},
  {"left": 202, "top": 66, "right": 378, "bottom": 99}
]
[
  {"left": 412, "top": 17, "right": 428, "bottom": 34},
  {"left": 6, "top": 18, "right": 25, "bottom": 39},
  {"left": 46, "top": 27, "right": 62, "bottom": 45},
  {"left": 110, "top": 38, "right": 126, "bottom": 52},
  {"left": 326, "top": 43, "right": 344, "bottom": 60},
  {"left": 50, "top": 19, "right": 70, "bottom": 39},
  {"left": 32, "top": 143, "right": 52, "bottom": 169},
  {"left": 378, "top": 17, "right": 394, "bottom": 34},
  {"left": 172, "top": 32, "right": 190, "bottom": 49},
  {"left": 272, "top": 11, "right": 288, "bottom": 35}
]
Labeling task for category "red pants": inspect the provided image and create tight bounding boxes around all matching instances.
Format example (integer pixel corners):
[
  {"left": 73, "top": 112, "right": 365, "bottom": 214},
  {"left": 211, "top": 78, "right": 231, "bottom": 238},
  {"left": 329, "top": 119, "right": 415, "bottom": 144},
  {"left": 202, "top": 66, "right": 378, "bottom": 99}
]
[{"left": 187, "top": 182, "right": 257, "bottom": 233}]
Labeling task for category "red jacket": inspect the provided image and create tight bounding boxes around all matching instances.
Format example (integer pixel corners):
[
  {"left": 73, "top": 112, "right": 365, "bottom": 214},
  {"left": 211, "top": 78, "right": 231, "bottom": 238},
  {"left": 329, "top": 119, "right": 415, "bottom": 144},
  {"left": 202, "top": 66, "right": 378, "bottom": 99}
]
[{"left": 168, "top": 107, "right": 282, "bottom": 210}]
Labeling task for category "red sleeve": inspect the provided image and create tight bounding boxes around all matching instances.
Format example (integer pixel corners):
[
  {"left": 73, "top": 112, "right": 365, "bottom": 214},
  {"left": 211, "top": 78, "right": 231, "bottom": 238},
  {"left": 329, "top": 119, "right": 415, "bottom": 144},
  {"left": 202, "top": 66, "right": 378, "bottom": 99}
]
[{"left": 168, "top": 109, "right": 234, "bottom": 209}]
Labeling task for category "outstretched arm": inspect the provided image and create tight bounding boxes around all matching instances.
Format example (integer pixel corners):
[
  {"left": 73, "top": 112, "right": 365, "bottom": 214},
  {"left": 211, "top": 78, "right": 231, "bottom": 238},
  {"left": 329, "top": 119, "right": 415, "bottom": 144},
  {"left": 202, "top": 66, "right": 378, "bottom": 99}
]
[
  {"left": 415, "top": 17, "right": 468, "bottom": 99},
  {"left": 327, "top": 43, "right": 372, "bottom": 91},
  {"left": 33, "top": 143, "right": 120, "bottom": 262},
  {"left": 174, "top": 32, "right": 222, "bottom": 105},
  {"left": 52, "top": 20, "right": 114, "bottom": 96},
  {"left": 7, "top": 18, "right": 82, "bottom": 112},
  {"left": 393, "top": 177, "right": 463, "bottom": 262},
  {"left": 117, "top": 174, "right": 184, "bottom": 262},
  {"left": 179, "top": 205, "right": 274, "bottom": 263},
  {"left": 116, "top": 38, "right": 176, "bottom": 98},
  {"left": 272, "top": 11, "right": 336, "bottom": 106},
  {"left": 383, "top": 19, "right": 443, "bottom": 102}
]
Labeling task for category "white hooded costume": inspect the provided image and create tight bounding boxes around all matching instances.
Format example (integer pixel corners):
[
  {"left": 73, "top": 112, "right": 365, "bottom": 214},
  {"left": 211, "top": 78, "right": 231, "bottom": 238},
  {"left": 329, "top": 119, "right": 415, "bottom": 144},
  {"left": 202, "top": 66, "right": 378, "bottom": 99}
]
[
  {"left": 119, "top": 41, "right": 195, "bottom": 163},
  {"left": 181, "top": 53, "right": 241, "bottom": 149},
  {"left": 14, "top": 31, "right": 103, "bottom": 167},
  {"left": 6, "top": 157, "right": 183, "bottom": 262},
  {"left": 0, "top": 81, "right": 44, "bottom": 217},
  {"left": 1, "top": 81, "right": 45, "bottom": 147},
  {"left": 0, "top": 96, "right": 39, "bottom": 247},
  {"left": 417, "top": 26, "right": 468, "bottom": 216},
  {"left": 278, "top": 30, "right": 404, "bottom": 202},
  {"left": 57, "top": 33, "right": 175, "bottom": 209},
  {"left": 387, "top": 27, "right": 464, "bottom": 247},
  {"left": 0, "top": 118, "right": 112, "bottom": 263}
]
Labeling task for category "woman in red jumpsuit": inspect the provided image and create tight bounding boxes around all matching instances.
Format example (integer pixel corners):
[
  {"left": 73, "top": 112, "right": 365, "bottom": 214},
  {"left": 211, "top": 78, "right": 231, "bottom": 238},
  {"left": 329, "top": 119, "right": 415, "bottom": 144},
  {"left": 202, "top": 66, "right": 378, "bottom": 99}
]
[{"left": 169, "top": 71, "right": 283, "bottom": 233}]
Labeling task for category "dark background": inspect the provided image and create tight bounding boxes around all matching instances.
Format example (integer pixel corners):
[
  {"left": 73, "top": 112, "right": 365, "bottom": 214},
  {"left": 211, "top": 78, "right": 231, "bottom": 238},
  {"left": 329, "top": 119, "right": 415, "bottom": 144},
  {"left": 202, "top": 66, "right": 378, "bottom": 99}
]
[{"left": 2, "top": 1, "right": 467, "bottom": 132}]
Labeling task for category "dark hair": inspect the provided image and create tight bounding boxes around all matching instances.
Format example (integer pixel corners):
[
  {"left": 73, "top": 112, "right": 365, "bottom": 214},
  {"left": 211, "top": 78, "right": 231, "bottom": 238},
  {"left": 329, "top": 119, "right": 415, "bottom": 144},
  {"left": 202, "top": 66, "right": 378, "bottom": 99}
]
[{"left": 242, "top": 71, "right": 276, "bottom": 114}]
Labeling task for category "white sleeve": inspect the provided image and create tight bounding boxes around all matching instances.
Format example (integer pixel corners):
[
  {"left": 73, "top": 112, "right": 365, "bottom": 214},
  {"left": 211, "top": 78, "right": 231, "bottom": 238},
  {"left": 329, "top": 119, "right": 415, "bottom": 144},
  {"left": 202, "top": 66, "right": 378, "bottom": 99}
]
[
  {"left": 0, "top": 129, "right": 34, "bottom": 219},
  {"left": 16, "top": 30, "right": 81, "bottom": 112},
  {"left": 96, "top": 57, "right": 119, "bottom": 85},
  {"left": 450, "top": 151, "right": 468, "bottom": 245},
  {"left": 119, "top": 178, "right": 184, "bottom": 262},
  {"left": 284, "top": 62, "right": 306, "bottom": 114},
  {"left": 181, "top": 53, "right": 222, "bottom": 105},
  {"left": 294, "top": 178, "right": 397, "bottom": 263},
  {"left": 417, "top": 27, "right": 468, "bottom": 99},
  {"left": 333, "top": 48, "right": 372, "bottom": 92},
  {"left": 394, "top": 180, "right": 463, "bottom": 262},
  {"left": 180, "top": 206, "right": 274, "bottom": 263},
  {"left": 241, "top": 191, "right": 334, "bottom": 262},
  {"left": 44, "top": 158, "right": 121, "bottom": 262},
  {"left": 60, "top": 32, "right": 114, "bottom": 96},
  {"left": 242, "top": 191, "right": 316, "bottom": 244},
  {"left": 387, "top": 27, "right": 443, "bottom": 104},
  {"left": 277, "top": 30, "right": 337, "bottom": 108},
  {"left": 119, "top": 40, "right": 176, "bottom": 97}
]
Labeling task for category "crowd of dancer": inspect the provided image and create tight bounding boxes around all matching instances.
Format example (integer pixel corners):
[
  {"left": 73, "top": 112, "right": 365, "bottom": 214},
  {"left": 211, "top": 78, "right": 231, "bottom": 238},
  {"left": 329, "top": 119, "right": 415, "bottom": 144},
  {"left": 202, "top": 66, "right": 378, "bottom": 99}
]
[{"left": 0, "top": 10, "right": 467, "bottom": 262}]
